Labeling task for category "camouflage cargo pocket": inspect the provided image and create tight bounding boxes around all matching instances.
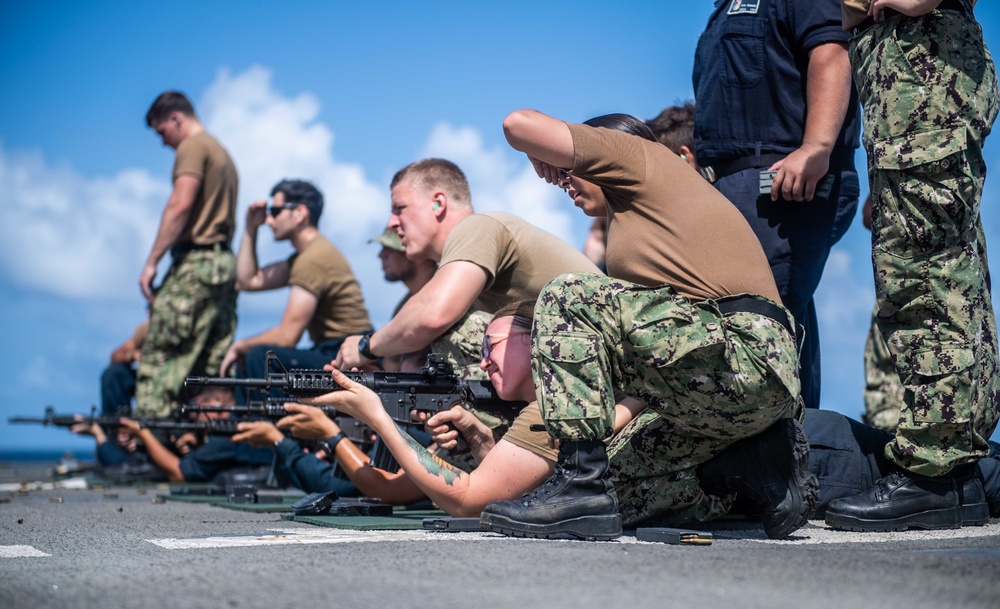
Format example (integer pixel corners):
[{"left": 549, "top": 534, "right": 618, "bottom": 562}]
[
  {"left": 147, "top": 293, "right": 195, "bottom": 351},
  {"left": 534, "top": 330, "right": 607, "bottom": 422},
  {"left": 907, "top": 346, "right": 975, "bottom": 424},
  {"left": 874, "top": 147, "right": 975, "bottom": 256},
  {"left": 622, "top": 293, "right": 725, "bottom": 370},
  {"left": 191, "top": 251, "right": 236, "bottom": 287}
]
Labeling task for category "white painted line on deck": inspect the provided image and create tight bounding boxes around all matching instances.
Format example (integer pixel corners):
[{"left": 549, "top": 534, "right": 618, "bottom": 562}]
[
  {"left": 0, "top": 477, "right": 89, "bottom": 492},
  {"left": 0, "top": 545, "right": 51, "bottom": 557},
  {"left": 148, "top": 528, "right": 449, "bottom": 549},
  {"left": 147, "top": 521, "right": 1000, "bottom": 550},
  {"left": 750, "top": 521, "right": 1000, "bottom": 545}
]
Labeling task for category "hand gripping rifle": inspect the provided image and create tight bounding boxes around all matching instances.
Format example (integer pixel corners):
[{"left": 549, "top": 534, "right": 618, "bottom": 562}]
[{"left": 184, "top": 351, "right": 522, "bottom": 472}]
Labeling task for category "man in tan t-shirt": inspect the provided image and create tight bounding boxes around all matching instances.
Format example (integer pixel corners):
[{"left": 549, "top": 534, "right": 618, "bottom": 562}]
[
  {"left": 335, "top": 158, "right": 599, "bottom": 373},
  {"left": 136, "top": 91, "right": 238, "bottom": 418},
  {"left": 221, "top": 179, "right": 372, "bottom": 386}
]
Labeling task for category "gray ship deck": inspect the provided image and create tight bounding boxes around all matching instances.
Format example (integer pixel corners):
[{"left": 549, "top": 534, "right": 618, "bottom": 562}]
[{"left": 1, "top": 460, "right": 998, "bottom": 609}]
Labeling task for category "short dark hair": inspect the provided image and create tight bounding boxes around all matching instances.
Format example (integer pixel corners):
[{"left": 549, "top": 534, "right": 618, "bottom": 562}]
[
  {"left": 271, "top": 179, "right": 324, "bottom": 226},
  {"left": 492, "top": 300, "right": 535, "bottom": 331},
  {"left": 390, "top": 158, "right": 473, "bottom": 210},
  {"left": 146, "top": 91, "right": 196, "bottom": 127},
  {"left": 645, "top": 101, "right": 695, "bottom": 154},
  {"left": 583, "top": 113, "right": 656, "bottom": 142}
]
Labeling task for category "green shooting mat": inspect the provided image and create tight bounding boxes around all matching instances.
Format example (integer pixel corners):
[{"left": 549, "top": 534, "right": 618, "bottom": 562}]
[
  {"left": 283, "top": 509, "right": 448, "bottom": 530},
  {"left": 209, "top": 494, "right": 307, "bottom": 512}
]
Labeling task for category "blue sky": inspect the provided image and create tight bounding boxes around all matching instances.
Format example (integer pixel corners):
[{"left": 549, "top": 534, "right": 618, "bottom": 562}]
[{"left": 2, "top": 1, "right": 999, "bottom": 452}]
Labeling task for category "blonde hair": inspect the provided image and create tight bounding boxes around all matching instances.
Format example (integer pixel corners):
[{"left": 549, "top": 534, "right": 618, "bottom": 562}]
[{"left": 391, "top": 158, "right": 473, "bottom": 210}]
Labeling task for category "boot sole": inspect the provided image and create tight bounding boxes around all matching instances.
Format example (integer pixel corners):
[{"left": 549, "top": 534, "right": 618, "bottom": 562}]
[
  {"left": 764, "top": 418, "right": 820, "bottom": 539},
  {"left": 825, "top": 506, "right": 962, "bottom": 532},
  {"left": 480, "top": 512, "right": 622, "bottom": 541}
]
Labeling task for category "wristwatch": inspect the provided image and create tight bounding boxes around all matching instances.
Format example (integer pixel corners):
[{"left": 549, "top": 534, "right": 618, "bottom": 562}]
[
  {"left": 358, "top": 331, "right": 378, "bottom": 360},
  {"left": 319, "top": 432, "right": 348, "bottom": 456}
]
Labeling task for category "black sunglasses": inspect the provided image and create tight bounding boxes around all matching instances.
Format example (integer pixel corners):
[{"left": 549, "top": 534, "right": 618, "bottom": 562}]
[
  {"left": 481, "top": 331, "right": 530, "bottom": 361},
  {"left": 269, "top": 203, "right": 300, "bottom": 217}
]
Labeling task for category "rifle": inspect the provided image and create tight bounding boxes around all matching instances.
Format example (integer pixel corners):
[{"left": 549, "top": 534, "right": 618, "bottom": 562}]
[
  {"left": 185, "top": 351, "right": 522, "bottom": 472},
  {"left": 7, "top": 406, "right": 259, "bottom": 436},
  {"left": 180, "top": 399, "right": 375, "bottom": 452}
]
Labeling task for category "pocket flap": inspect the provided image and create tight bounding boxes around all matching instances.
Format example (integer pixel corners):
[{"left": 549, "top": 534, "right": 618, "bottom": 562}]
[
  {"left": 536, "top": 332, "right": 600, "bottom": 364},
  {"left": 910, "top": 346, "right": 975, "bottom": 377},
  {"left": 871, "top": 126, "right": 966, "bottom": 170}
]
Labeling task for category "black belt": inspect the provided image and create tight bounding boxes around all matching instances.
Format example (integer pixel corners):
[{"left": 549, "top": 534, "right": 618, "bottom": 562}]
[
  {"left": 716, "top": 295, "right": 795, "bottom": 337},
  {"left": 704, "top": 148, "right": 855, "bottom": 184},
  {"left": 704, "top": 154, "right": 785, "bottom": 183},
  {"left": 853, "top": 0, "right": 966, "bottom": 36},
  {"left": 170, "top": 241, "right": 230, "bottom": 259}
]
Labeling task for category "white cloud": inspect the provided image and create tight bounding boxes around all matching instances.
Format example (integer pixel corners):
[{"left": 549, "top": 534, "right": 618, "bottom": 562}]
[
  {"left": 0, "top": 66, "right": 394, "bottom": 307},
  {"left": 0, "top": 66, "right": 584, "bottom": 332},
  {"left": 201, "top": 66, "right": 388, "bottom": 247},
  {"left": 0, "top": 143, "right": 167, "bottom": 300}
]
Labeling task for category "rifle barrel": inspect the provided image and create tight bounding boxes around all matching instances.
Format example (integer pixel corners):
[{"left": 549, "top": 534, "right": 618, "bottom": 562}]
[{"left": 185, "top": 376, "right": 278, "bottom": 388}]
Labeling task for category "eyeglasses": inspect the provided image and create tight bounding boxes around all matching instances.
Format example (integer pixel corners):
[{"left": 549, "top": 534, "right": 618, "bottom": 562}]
[
  {"left": 557, "top": 169, "right": 571, "bottom": 193},
  {"left": 269, "top": 204, "right": 299, "bottom": 217},
  {"left": 481, "top": 331, "right": 529, "bottom": 361}
]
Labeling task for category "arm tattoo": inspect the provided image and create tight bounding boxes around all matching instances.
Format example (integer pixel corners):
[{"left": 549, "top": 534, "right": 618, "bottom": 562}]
[{"left": 397, "top": 424, "right": 464, "bottom": 486}]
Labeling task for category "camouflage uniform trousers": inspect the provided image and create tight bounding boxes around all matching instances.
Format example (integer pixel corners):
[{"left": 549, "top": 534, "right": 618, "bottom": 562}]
[
  {"left": 863, "top": 306, "right": 905, "bottom": 432},
  {"left": 135, "top": 249, "right": 237, "bottom": 418},
  {"left": 533, "top": 273, "right": 801, "bottom": 526},
  {"left": 851, "top": 6, "right": 1000, "bottom": 476}
]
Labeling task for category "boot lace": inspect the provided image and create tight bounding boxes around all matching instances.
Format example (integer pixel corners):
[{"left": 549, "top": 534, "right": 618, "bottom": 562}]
[{"left": 520, "top": 463, "right": 569, "bottom": 505}]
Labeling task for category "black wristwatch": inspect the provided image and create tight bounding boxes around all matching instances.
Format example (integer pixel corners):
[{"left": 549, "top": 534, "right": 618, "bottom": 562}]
[
  {"left": 319, "top": 432, "right": 347, "bottom": 457},
  {"left": 357, "top": 331, "right": 378, "bottom": 360}
]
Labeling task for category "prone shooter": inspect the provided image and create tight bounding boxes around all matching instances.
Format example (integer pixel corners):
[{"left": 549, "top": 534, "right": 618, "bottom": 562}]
[{"left": 184, "top": 351, "right": 522, "bottom": 472}]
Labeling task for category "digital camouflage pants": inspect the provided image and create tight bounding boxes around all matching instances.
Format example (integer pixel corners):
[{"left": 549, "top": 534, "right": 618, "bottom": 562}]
[
  {"left": 863, "top": 306, "right": 905, "bottom": 432},
  {"left": 135, "top": 250, "right": 237, "bottom": 418},
  {"left": 533, "top": 273, "right": 801, "bottom": 525},
  {"left": 852, "top": 7, "right": 1000, "bottom": 475}
]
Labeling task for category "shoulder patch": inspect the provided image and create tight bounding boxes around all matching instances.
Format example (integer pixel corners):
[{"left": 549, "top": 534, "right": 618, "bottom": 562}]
[{"left": 727, "top": 0, "right": 760, "bottom": 15}]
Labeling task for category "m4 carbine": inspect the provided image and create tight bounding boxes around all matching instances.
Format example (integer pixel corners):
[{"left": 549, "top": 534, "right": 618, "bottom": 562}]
[{"left": 185, "top": 352, "right": 522, "bottom": 472}]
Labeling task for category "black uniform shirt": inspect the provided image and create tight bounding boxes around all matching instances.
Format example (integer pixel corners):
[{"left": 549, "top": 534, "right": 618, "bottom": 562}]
[{"left": 693, "top": 0, "right": 860, "bottom": 165}]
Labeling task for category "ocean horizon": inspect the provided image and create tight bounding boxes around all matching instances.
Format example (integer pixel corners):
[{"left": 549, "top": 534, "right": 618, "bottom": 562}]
[{"left": 0, "top": 448, "right": 94, "bottom": 463}]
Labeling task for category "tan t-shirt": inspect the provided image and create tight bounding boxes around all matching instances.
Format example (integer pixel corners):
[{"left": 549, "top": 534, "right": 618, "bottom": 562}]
[
  {"left": 172, "top": 132, "right": 238, "bottom": 246},
  {"left": 288, "top": 235, "right": 373, "bottom": 344},
  {"left": 841, "top": 0, "right": 869, "bottom": 29},
  {"left": 568, "top": 123, "right": 779, "bottom": 303},
  {"left": 501, "top": 402, "right": 559, "bottom": 463},
  {"left": 132, "top": 320, "right": 150, "bottom": 351},
  {"left": 439, "top": 211, "right": 600, "bottom": 313}
]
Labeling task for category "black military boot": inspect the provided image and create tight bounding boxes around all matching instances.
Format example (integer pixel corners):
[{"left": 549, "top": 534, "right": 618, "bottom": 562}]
[
  {"left": 959, "top": 473, "right": 989, "bottom": 526},
  {"left": 824, "top": 467, "right": 964, "bottom": 532},
  {"left": 983, "top": 443, "right": 1000, "bottom": 518},
  {"left": 480, "top": 440, "right": 622, "bottom": 540},
  {"left": 697, "top": 418, "right": 819, "bottom": 539}
]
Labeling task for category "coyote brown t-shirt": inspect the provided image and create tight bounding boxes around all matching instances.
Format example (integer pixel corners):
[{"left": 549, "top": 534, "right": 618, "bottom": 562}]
[
  {"left": 440, "top": 211, "right": 599, "bottom": 313},
  {"left": 568, "top": 122, "right": 779, "bottom": 302},
  {"left": 172, "top": 131, "right": 238, "bottom": 246},
  {"left": 288, "top": 235, "right": 372, "bottom": 343}
]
